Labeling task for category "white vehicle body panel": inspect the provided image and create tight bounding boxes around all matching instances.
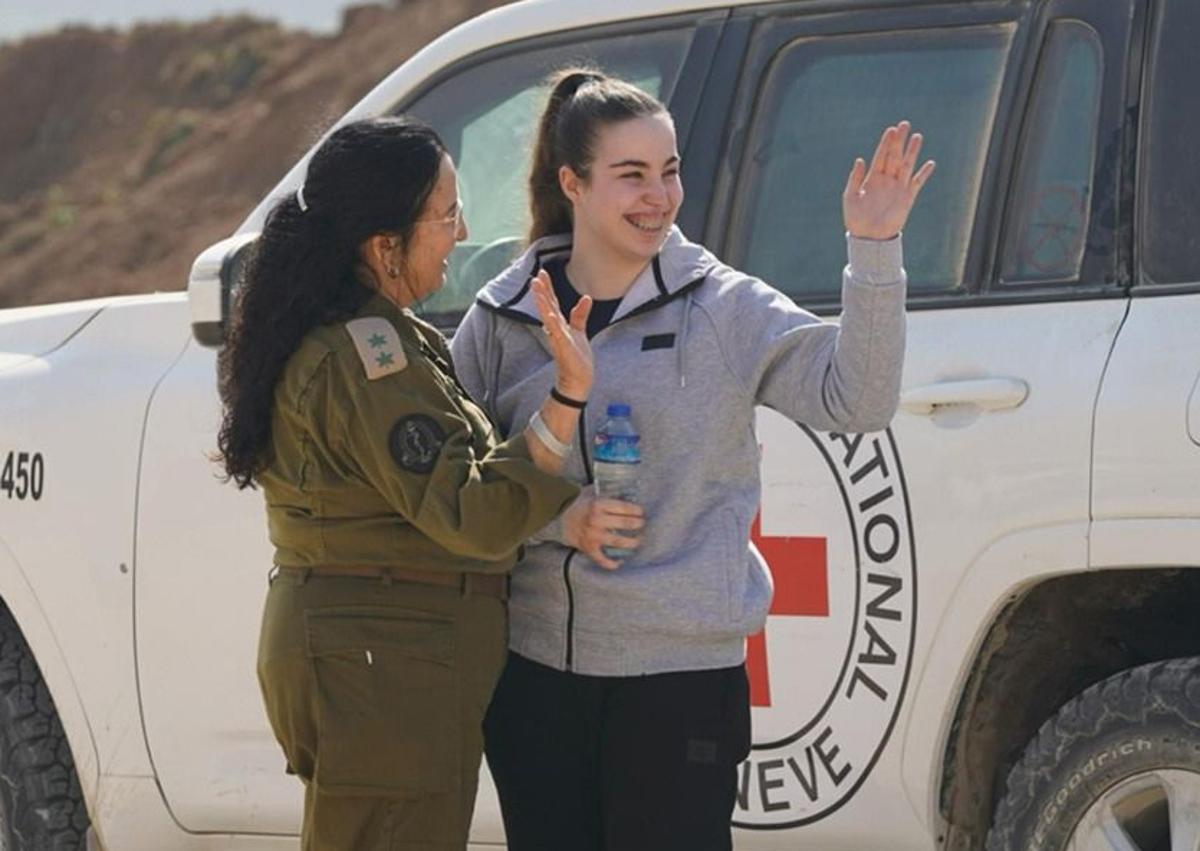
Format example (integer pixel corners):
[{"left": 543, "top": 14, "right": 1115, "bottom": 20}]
[
  {"left": 0, "top": 295, "right": 194, "bottom": 846},
  {"left": 728, "top": 301, "right": 1124, "bottom": 848},
  {"left": 1092, "top": 294, "right": 1200, "bottom": 526},
  {"left": 0, "top": 296, "right": 189, "bottom": 776},
  {"left": 135, "top": 338, "right": 286, "bottom": 832},
  {"left": 1091, "top": 294, "right": 1200, "bottom": 572}
]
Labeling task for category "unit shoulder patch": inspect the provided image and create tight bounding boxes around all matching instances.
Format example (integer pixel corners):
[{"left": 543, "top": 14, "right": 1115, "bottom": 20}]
[
  {"left": 345, "top": 317, "right": 408, "bottom": 380},
  {"left": 388, "top": 415, "right": 446, "bottom": 475},
  {"left": 388, "top": 414, "right": 446, "bottom": 474}
]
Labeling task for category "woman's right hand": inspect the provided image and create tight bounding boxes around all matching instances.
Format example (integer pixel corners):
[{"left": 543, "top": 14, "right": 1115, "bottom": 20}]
[
  {"left": 531, "top": 270, "right": 593, "bottom": 401},
  {"left": 562, "top": 488, "right": 645, "bottom": 570}
]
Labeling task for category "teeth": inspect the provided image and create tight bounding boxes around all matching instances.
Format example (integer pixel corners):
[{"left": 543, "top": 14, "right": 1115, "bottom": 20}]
[{"left": 628, "top": 216, "right": 664, "bottom": 232}]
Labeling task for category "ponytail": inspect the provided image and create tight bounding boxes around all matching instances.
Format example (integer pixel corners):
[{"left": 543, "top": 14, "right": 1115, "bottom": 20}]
[{"left": 527, "top": 67, "right": 668, "bottom": 243}]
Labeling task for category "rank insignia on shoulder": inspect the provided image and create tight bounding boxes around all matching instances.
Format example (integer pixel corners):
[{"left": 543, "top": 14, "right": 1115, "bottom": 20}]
[
  {"left": 345, "top": 317, "right": 408, "bottom": 380},
  {"left": 389, "top": 414, "right": 446, "bottom": 474}
]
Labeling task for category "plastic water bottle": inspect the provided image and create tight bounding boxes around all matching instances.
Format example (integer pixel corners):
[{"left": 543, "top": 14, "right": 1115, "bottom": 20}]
[{"left": 592, "top": 403, "right": 641, "bottom": 560}]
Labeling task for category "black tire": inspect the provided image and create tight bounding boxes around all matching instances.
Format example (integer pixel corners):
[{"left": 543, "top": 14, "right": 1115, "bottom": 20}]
[
  {"left": 987, "top": 656, "right": 1200, "bottom": 851},
  {"left": 0, "top": 606, "right": 90, "bottom": 849}
]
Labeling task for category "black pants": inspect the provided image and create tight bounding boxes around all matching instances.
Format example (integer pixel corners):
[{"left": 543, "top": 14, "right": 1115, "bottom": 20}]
[{"left": 483, "top": 652, "right": 751, "bottom": 851}]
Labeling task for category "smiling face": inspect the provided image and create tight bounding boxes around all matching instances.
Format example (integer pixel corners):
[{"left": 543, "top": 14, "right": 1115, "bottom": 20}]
[
  {"left": 398, "top": 153, "right": 467, "bottom": 302},
  {"left": 560, "top": 112, "right": 683, "bottom": 266}
]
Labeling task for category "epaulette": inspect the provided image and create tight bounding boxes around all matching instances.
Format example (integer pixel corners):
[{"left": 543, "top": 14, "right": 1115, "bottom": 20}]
[{"left": 344, "top": 317, "right": 408, "bottom": 380}]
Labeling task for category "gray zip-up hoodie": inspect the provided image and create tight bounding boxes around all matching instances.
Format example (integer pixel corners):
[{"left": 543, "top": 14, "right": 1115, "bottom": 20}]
[{"left": 450, "top": 226, "right": 905, "bottom": 676}]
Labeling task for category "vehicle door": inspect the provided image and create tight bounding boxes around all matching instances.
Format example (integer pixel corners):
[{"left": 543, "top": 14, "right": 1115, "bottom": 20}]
[
  {"left": 1091, "top": 0, "right": 1200, "bottom": 568},
  {"left": 133, "top": 14, "right": 717, "bottom": 836},
  {"left": 695, "top": 1, "right": 1136, "bottom": 847}
]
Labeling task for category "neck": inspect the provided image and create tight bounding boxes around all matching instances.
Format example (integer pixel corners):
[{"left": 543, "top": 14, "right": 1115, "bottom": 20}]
[
  {"left": 386, "top": 282, "right": 416, "bottom": 309},
  {"left": 564, "top": 226, "right": 650, "bottom": 301},
  {"left": 356, "top": 265, "right": 412, "bottom": 308}
]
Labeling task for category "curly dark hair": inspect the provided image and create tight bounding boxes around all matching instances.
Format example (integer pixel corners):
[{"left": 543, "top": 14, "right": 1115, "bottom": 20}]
[{"left": 216, "top": 116, "right": 447, "bottom": 488}]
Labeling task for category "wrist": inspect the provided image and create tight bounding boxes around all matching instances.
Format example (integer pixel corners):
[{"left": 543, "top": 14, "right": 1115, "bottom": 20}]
[
  {"left": 552, "top": 384, "right": 589, "bottom": 408},
  {"left": 561, "top": 507, "right": 583, "bottom": 549},
  {"left": 846, "top": 228, "right": 900, "bottom": 242},
  {"left": 528, "top": 410, "right": 570, "bottom": 458}
]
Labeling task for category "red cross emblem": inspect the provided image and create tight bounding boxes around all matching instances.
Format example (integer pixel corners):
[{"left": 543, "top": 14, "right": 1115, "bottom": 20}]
[{"left": 747, "top": 512, "right": 829, "bottom": 707}]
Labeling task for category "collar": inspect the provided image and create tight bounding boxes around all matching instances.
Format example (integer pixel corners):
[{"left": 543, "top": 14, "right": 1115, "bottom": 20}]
[{"left": 474, "top": 225, "right": 715, "bottom": 325}]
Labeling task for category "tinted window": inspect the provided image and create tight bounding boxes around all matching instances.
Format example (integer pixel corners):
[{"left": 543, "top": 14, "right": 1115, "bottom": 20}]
[
  {"left": 727, "top": 25, "right": 1013, "bottom": 300},
  {"left": 1000, "top": 21, "right": 1103, "bottom": 284},
  {"left": 405, "top": 28, "right": 692, "bottom": 322},
  {"left": 1141, "top": 0, "right": 1200, "bottom": 285}
]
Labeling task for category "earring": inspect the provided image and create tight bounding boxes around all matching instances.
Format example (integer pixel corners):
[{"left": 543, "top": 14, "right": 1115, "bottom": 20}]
[{"left": 388, "top": 266, "right": 399, "bottom": 278}]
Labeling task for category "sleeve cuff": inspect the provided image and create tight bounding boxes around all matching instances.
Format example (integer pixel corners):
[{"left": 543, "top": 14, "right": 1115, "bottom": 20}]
[
  {"left": 502, "top": 429, "right": 534, "bottom": 461},
  {"left": 846, "top": 232, "right": 904, "bottom": 286},
  {"left": 528, "top": 509, "right": 567, "bottom": 546}
]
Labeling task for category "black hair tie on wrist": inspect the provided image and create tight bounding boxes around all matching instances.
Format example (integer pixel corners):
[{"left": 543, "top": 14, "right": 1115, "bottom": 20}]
[{"left": 551, "top": 387, "right": 587, "bottom": 409}]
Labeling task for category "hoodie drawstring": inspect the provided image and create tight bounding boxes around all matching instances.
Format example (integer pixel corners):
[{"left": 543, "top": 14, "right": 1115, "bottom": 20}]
[
  {"left": 484, "top": 309, "right": 498, "bottom": 411},
  {"left": 678, "top": 290, "right": 694, "bottom": 388}
]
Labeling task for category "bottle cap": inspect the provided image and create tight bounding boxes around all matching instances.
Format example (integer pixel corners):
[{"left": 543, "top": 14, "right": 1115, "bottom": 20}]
[{"left": 606, "top": 403, "right": 632, "bottom": 417}]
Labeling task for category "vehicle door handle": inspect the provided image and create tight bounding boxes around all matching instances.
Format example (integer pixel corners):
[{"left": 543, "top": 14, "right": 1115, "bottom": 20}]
[{"left": 899, "top": 378, "right": 1030, "bottom": 416}]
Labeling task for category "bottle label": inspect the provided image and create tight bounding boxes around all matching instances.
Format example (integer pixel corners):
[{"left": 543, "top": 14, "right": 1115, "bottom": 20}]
[{"left": 594, "top": 433, "right": 640, "bottom": 463}]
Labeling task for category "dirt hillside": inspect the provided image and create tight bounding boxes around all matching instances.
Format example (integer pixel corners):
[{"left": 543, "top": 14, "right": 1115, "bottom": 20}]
[{"left": 0, "top": 0, "right": 509, "bottom": 308}]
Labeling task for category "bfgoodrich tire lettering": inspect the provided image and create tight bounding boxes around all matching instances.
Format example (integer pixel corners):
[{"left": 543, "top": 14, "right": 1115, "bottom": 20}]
[
  {"left": 0, "top": 606, "right": 89, "bottom": 849},
  {"left": 987, "top": 656, "right": 1200, "bottom": 851}
]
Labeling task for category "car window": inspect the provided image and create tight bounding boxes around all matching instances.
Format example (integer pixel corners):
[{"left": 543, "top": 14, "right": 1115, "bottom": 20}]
[
  {"left": 999, "top": 21, "right": 1103, "bottom": 285},
  {"left": 1141, "top": 0, "right": 1200, "bottom": 286},
  {"left": 404, "top": 27, "right": 693, "bottom": 324},
  {"left": 727, "top": 24, "right": 1014, "bottom": 301}
]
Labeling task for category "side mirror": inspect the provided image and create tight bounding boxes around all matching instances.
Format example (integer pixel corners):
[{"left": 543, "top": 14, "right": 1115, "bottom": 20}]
[{"left": 187, "top": 232, "right": 259, "bottom": 347}]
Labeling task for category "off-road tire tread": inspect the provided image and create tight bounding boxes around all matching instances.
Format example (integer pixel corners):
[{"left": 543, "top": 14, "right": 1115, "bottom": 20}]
[
  {"left": 985, "top": 656, "right": 1200, "bottom": 851},
  {"left": 0, "top": 606, "right": 89, "bottom": 850}
]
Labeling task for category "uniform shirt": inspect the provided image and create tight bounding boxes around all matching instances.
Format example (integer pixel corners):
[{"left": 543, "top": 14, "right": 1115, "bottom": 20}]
[{"left": 258, "top": 289, "right": 578, "bottom": 574}]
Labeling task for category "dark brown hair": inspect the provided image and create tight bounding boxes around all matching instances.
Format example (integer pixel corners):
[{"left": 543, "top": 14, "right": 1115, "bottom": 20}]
[
  {"left": 217, "top": 116, "right": 446, "bottom": 489},
  {"left": 528, "top": 68, "right": 669, "bottom": 242}
]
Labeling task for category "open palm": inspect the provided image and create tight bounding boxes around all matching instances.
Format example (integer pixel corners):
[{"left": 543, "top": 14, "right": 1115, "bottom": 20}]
[
  {"left": 531, "top": 270, "right": 593, "bottom": 400},
  {"left": 843, "top": 121, "right": 936, "bottom": 241}
]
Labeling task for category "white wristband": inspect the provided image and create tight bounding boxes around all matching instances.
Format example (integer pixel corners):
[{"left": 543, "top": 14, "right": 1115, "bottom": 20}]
[{"left": 529, "top": 410, "right": 570, "bottom": 459}]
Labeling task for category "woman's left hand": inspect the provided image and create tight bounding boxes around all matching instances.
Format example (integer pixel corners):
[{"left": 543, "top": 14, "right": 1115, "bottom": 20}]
[{"left": 843, "top": 121, "right": 936, "bottom": 241}]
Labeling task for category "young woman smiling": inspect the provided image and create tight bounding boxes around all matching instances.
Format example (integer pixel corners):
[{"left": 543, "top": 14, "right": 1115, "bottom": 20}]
[{"left": 451, "top": 69, "right": 935, "bottom": 850}]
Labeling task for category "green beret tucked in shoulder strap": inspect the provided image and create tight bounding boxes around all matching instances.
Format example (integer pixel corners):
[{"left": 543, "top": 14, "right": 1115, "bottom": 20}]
[{"left": 345, "top": 317, "right": 408, "bottom": 380}]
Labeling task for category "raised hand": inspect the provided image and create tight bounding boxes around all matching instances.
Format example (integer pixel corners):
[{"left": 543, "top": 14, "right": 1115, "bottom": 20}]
[
  {"left": 531, "top": 270, "right": 593, "bottom": 401},
  {"left": 843, "top": 121, "right": 936, "bottom": 241}
]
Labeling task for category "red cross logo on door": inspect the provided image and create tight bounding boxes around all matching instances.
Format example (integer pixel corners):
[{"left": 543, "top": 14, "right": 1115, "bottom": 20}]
[{"left": 747, "top": 512, "right": 829, "bottom": 707}]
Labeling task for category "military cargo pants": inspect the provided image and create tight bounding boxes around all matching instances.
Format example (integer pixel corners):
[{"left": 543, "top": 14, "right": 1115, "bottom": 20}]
[{"left": 257, "top": 568, "right": 507, "bottom": 850}]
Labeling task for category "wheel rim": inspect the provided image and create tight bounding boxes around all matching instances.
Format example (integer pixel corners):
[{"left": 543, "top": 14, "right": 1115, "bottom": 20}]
[{"left": 1070, "top": 769, "right": 1200, "bottom": 851}]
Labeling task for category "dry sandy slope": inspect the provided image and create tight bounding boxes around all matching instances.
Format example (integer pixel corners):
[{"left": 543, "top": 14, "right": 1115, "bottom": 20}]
[{"left": 0, "top": 0, "right": 509, "bottom": 308}]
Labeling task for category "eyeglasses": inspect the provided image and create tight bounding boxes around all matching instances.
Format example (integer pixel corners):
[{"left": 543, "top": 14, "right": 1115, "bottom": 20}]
[{"left": 415, "top": 199, "right": 465, "bottom": 229}]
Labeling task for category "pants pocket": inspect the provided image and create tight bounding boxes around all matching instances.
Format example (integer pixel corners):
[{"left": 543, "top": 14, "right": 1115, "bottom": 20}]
[{"left": 305, "top": 605, "right": 458, "bottom": 798}]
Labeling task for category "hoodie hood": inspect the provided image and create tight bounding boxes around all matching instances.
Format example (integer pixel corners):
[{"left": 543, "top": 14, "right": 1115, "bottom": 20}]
[{"left": 474, "top": 225, "right": 716, "bottom": 325}]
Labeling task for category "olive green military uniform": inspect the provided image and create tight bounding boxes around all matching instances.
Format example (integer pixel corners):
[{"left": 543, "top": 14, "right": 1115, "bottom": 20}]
[{"left": 255, "top": 290, "right": 577, "bottom": 851}]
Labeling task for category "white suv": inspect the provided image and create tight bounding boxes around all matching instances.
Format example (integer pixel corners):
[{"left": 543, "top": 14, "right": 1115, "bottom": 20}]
[{"left": 2, "top": 0, "right": 1199, "bottom": 849}]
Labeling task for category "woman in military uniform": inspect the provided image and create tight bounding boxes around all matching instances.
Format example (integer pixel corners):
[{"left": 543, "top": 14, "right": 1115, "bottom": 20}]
[{"left": 216, "top": 117, "right": 592, "bottom": 850}]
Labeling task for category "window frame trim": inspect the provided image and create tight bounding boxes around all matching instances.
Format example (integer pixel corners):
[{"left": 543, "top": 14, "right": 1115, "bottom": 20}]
[
  {"left": 992, "top": 18, "right": 1106, "bottom": 289},
  {"left": 702, "top": 0, "right": 1028, "bottom": 315},
  {"left": 990, "top": 0, "right": 1140, "bottom": 296},
  {"left": 1133, "top": 0, "right": 1200, "bottom": 295}
]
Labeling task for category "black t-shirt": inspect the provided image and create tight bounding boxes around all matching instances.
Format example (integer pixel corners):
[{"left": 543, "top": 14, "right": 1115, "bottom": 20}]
[{"left": 544, "top": 257, "right": 621, "bottom": 339}]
